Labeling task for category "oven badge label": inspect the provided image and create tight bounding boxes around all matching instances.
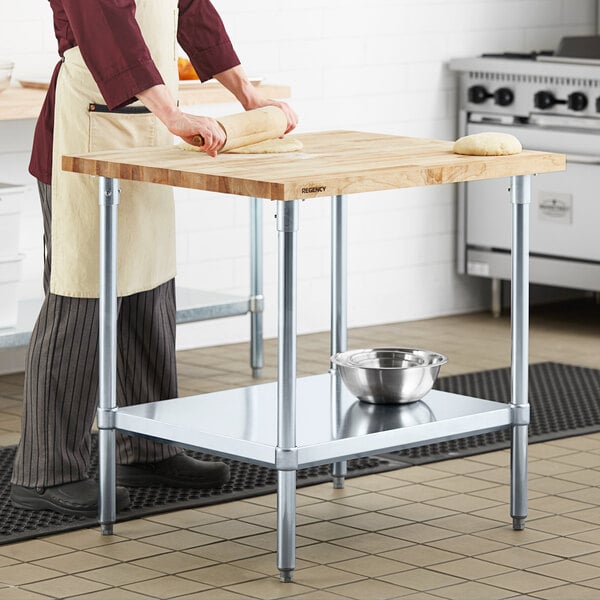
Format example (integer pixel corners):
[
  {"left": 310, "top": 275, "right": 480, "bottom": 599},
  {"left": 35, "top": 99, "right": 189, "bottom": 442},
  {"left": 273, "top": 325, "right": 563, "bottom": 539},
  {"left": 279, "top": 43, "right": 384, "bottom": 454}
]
[{"left": 538, "top": 192, "right": 573, "bottom": 225}]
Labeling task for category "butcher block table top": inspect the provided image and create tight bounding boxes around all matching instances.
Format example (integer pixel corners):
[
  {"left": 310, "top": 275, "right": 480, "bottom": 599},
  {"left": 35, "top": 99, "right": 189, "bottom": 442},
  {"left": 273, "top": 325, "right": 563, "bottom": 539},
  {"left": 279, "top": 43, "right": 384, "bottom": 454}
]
[{"left": 63, "top": 130, "right": 566, "bottom": 200}]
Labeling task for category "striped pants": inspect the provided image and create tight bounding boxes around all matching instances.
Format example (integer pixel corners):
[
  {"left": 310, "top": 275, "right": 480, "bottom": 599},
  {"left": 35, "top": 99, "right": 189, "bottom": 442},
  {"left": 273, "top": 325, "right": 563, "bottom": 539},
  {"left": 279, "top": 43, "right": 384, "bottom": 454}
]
[{"left": 12, "top": 182, "right": 181, "bottom": 488}]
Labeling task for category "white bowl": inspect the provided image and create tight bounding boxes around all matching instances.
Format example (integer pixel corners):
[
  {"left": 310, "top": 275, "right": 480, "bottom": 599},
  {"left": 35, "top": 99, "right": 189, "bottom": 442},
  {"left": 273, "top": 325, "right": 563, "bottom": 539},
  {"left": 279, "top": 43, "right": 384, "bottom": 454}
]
[{"left": 0, "top": 61, "right": 15, "bottom": 94}]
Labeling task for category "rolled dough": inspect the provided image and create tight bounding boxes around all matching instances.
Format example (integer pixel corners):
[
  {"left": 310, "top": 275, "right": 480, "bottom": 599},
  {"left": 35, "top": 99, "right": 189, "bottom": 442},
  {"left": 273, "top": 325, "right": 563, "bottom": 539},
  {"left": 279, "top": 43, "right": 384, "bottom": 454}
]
[
  {"left": 177, "top": 137, "right": 303, "bottom": 154},
  {"left": 453, "top": 132, "right": 522, "bottom": 156},
  {"left": 227, "top": 137, "right": 303, "bottom": 154}
]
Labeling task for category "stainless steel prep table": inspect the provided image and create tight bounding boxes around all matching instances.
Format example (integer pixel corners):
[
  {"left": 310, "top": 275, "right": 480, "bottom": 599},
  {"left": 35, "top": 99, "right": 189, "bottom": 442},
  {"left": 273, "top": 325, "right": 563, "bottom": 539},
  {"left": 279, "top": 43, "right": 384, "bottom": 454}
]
[{"left": 63, "top": 131, "right": 566, "bottom": 582}]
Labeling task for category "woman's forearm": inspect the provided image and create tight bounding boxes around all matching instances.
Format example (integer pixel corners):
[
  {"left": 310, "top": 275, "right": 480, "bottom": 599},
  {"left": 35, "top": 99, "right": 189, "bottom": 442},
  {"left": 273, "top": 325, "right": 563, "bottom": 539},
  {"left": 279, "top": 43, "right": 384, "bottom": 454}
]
[
  {"left": 214, "top": 65, "right": 299, "bottom": 133},
  {"left": 136, "top": 84, "right": 181, "bottom": 130},
  {"left": 213, "top": 65, "right": 258, "bottom": 110}
]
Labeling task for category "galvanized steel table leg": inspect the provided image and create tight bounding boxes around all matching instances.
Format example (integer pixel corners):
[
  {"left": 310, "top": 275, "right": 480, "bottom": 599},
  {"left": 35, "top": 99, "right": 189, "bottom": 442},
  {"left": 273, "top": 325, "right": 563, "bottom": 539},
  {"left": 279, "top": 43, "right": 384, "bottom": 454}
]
[
  {"left": 250, "top": 198, "right": 264, "bottom": 377},
  {"left": 97, "top": 177, "right": 119, "bottom": 536},
  {"left": 491, "top": 278, "right": 502, "bottom": 318},
  {"left": 250, "top": 197, "right": 264, "bottom": 378},
  {"left": 276, "top": 200, "right": 299, "bottom": 582},
  {"left": 510, "top": 175, "right": 530, "bottom": 531},
  {"left": 330, "top": 195, "right": 348, "bottom": 489}
]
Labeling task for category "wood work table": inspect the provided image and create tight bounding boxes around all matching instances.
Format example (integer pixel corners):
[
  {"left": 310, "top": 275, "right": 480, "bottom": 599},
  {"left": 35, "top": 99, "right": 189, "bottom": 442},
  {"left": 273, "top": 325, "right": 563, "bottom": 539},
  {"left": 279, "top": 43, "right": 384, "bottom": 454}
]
[
  {"left": 63, "top": 131, "right": 565, "bottom": 583},
  {"left": 0, "top": 82, "right": 291, "bottom": 121},
  {"left": 63, "top": 130, "right": 564, "bottom": 199}
]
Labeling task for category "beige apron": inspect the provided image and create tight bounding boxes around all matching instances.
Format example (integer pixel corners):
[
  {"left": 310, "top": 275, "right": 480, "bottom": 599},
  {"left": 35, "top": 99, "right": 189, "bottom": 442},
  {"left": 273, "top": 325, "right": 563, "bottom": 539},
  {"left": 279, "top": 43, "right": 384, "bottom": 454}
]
[{"left": 51, "top": 0, "right": 179, "bottom": 298}]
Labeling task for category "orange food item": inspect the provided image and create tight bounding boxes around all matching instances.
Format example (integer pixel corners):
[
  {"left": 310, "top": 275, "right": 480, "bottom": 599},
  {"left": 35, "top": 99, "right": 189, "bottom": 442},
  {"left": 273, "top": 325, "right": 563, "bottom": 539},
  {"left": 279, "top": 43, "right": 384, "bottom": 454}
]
[{"left": 177, "top": 57, "right": 200, "bottom": 81}]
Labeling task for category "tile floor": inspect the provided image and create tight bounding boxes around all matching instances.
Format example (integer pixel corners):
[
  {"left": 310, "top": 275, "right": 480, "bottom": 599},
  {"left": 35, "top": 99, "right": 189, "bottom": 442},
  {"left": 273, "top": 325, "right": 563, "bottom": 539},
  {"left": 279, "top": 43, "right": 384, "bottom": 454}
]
[{"left": 0, "top": 299, "right": 599, "bottom": 599}]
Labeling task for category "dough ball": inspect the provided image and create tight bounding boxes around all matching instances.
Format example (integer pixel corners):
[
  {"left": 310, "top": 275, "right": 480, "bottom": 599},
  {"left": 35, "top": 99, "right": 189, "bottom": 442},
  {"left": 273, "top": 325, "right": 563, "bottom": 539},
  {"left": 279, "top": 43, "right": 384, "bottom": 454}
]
[
  {"left": 227, "top": 137, "right": 303, "bottom": 154},
  {"left": 453, "top": 132, "right": 522, "bottom": 156}
]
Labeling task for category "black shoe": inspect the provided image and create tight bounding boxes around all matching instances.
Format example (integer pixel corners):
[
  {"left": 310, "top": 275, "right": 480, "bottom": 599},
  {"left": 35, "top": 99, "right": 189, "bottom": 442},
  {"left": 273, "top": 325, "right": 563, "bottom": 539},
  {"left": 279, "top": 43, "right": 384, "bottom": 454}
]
[
  {"left": 10, "top": 479, "right": 130, "bottom": 517},
  {"left": 116, "top": 453, "right": 230, "bottom": 489}
]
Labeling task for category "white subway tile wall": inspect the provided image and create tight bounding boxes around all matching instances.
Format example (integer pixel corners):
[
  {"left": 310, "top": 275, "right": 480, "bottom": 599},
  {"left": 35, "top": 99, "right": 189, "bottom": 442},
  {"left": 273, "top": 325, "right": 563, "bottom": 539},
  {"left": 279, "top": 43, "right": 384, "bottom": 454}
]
[{"left": 0, "top": 0, "right": 596, "bottom": 352}]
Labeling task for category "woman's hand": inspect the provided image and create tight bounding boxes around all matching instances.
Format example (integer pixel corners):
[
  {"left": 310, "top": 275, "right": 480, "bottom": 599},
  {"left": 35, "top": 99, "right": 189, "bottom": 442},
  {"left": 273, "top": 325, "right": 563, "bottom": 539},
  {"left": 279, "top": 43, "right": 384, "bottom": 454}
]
[
  {"left": 165, "top": 112, "right": 226, "bottom": 157},
  {"left": 245, "top": 97, "right": 298, "bottom": 134},
  {"left": 137, "top": 84, "right": 225, "bottom": 157}
]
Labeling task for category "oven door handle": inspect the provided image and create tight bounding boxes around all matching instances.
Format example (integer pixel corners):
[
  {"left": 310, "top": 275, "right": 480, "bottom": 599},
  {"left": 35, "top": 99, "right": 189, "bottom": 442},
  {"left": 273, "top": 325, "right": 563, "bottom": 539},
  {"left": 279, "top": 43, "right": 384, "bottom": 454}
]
[{"left": 566, "top": 154, "right": 600, "bottom": 166}]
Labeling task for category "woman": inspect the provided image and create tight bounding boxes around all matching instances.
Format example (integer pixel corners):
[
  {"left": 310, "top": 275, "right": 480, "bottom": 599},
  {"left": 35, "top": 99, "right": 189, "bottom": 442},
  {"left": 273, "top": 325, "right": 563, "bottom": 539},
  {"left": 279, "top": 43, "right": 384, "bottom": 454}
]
[{"left": 11, "top": 0, "right": 297, "bottom": 516}]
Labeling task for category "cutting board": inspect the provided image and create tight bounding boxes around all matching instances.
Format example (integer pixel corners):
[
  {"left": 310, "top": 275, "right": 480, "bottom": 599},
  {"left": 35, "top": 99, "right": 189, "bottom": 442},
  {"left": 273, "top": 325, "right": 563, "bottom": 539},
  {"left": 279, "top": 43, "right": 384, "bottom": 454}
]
[{"left": 62, "top": 130, "right": 566, "bottom": 201}]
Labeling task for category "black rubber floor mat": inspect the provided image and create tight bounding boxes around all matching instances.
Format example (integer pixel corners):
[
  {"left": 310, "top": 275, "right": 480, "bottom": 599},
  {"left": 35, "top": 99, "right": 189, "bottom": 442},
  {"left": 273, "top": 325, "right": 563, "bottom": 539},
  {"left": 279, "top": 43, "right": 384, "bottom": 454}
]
[
  {"left": 1, "top": 361, "right": 598, "bottom": 545},
  {"left": 0, "top": 446, "right": 407, "bottom": 545},
  {"left": 384, "top": 361, "right": 600, "bottom": 464}
]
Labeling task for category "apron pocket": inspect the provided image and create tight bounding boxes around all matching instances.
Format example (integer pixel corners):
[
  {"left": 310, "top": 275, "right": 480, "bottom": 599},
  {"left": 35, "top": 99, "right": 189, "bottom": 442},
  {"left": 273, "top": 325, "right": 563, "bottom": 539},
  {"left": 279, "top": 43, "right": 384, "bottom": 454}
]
[
  {"left": 89, "top": 107, "right": 158, "bottom": 152},
  {"left": 89, "top": 103, "right": 151, "bottom": 114}
]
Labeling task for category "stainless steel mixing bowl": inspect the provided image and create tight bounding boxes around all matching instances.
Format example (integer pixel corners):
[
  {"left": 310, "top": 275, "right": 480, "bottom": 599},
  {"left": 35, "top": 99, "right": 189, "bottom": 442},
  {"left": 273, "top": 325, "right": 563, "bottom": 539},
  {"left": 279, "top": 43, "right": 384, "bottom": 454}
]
[
  {"left": 332, "top": 348, "right": 447, "bottom": 404},
  {"left": 0, "top": 61, "right": 14, "bottom": 94}
]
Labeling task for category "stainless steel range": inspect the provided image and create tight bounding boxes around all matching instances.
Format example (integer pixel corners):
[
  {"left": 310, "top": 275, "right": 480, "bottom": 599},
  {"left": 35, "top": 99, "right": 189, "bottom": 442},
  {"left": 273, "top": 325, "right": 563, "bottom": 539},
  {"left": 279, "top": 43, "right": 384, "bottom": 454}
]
[{"left": 450, "top": 37, "right": 600, "bottom": 313}]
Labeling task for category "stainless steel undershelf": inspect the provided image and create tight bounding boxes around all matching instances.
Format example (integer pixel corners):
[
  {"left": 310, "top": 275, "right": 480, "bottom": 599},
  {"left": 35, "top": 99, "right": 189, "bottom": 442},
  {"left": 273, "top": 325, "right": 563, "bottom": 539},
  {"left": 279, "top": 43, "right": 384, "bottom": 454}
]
[
  {"left": 114, "top": 372, "right": 513, "bottom": 470},
  {"left": 0, "top": 288, "right": 251, "bottom": 349},
  {"left": 175, "top": 288, "right": 250, "bottom": 323}
]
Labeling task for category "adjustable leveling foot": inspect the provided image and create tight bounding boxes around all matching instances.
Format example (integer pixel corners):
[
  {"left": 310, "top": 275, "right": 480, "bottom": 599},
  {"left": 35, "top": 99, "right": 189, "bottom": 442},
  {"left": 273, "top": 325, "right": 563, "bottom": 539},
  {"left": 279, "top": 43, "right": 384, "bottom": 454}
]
[
  {"left": 279, "top": 569, "right": 294, "bottom": 583},
  {"left": 332, "top": 475, "right": 345, "bottom": 489}
]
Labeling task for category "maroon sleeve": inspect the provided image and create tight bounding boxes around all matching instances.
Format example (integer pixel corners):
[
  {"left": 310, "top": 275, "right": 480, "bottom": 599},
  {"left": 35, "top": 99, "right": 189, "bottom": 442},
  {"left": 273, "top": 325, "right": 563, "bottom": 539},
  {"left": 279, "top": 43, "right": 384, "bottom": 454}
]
[
  {"left": 177, "top": 0, "right": 241, "bottom": 82},
  {"left": 60, "top": 0, "right": 164, "bottom": 110}
]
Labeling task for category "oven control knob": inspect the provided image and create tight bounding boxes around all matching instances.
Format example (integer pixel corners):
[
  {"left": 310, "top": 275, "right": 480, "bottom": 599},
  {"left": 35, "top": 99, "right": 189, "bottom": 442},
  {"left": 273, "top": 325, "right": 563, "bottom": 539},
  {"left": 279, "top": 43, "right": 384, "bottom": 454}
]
[
  {"left": 494, "top": 87, "right": 514, "bottom": 107},
  {"left": 534, "top": 90, "right": 558, "bottom": 110},
  {"left": 468, "top": 85, "right": 491, "bottom": 104},
  {"left": 568, "top": 92, "right": 588, "bottom": 112}
]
